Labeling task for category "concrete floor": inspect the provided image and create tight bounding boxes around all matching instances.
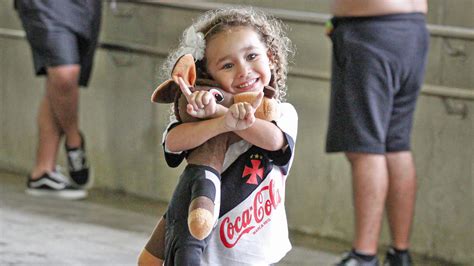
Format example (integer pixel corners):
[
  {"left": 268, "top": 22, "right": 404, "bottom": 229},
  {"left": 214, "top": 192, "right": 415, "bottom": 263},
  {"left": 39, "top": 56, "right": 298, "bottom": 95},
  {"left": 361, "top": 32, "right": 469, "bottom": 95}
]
[
  {"left": 0, "top": 170, "right": 453, "bottom": 265},
  {"left": 0, "top": 171, "right": 340, "bottom": 265}
]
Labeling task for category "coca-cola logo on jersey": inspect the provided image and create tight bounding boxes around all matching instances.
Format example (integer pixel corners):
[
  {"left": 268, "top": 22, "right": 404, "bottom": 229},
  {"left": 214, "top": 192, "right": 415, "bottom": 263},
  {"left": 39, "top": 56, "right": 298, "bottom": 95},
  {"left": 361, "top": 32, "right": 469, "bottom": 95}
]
[{"left": 219, "top": 179, "right": 282, "bottom": 248}]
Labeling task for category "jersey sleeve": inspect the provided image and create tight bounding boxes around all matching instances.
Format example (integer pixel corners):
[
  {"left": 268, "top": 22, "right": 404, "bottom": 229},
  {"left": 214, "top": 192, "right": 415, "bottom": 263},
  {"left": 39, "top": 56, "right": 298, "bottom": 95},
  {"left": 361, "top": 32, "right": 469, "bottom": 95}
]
[
  {"left": 268, "top": 103, "right": 298, "bottom": 174},
  {"left": 162, "top": 120, "right": 187, "bottom": 168}
]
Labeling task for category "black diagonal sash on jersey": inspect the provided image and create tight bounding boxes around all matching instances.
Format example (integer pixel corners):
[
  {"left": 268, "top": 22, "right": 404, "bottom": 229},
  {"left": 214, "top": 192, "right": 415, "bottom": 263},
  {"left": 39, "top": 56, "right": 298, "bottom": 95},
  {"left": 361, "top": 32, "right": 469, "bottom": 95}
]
[{"left": 219, "top": 145, "right": 274, "bottom": 217}]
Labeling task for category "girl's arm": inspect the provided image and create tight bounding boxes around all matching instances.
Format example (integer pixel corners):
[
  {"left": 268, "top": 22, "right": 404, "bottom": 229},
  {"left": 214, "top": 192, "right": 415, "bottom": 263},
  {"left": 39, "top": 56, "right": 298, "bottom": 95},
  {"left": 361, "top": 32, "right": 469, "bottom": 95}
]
[
  {"left": 165, "top": 116, "right": 228, "bottom": 152},
  {"left": 167, "top": 89, "right": 285, "bottom": 152},
  {"left": 166, "top": 77, "right": 231, "bottom": 152},
  {"left": 166, "top": 93, "right": 264, "bottom": 152},
  {"left": 234, "top": 119, "right": 287, "bottom": 151}
]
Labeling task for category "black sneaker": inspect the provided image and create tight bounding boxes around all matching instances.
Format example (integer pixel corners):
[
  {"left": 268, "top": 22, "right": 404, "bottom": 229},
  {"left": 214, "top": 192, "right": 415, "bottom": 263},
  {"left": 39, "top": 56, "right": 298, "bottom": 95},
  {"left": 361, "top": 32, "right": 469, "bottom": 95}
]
[
  {"left": 65, "top": 132, "right": 91, "bottom": 188},
  {"left": 26, "top": 167, "right": 87, "bottom": 200},
  {"left": 384, "top": 247, "right": 412, "bottom": 266},
  {"left": 336, "top": 251, "right": 380, "bottom": 266}
]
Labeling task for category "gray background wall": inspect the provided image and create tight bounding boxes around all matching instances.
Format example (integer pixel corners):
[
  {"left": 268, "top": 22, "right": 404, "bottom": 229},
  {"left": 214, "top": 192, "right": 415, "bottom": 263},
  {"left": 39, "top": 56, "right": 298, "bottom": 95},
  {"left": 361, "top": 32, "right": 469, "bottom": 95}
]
[{"left": 0, "top": 1, "right": 472, "bottom": 264}]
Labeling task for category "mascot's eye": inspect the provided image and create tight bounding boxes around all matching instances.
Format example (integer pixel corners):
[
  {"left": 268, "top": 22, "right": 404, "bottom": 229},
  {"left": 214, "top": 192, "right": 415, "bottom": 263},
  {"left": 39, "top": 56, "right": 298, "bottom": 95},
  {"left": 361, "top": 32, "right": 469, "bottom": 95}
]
[{"left": 209, "top": 88, "right": 224, "bottom": 103}]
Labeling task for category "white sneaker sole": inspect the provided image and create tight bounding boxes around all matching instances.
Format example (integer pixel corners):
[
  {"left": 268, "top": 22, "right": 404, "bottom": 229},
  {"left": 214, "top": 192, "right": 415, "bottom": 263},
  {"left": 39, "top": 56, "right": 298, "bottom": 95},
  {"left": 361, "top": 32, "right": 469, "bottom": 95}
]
[{"left": 25, "top": 188, "right": 88, "bottom": 200}]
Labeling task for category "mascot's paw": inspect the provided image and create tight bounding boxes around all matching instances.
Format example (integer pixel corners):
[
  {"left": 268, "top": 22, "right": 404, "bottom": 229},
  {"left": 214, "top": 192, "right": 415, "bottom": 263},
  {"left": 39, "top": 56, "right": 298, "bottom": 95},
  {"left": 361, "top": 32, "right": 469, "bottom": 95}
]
[{"left": 188, "top": 208, "right": 214, "bottom": 240}]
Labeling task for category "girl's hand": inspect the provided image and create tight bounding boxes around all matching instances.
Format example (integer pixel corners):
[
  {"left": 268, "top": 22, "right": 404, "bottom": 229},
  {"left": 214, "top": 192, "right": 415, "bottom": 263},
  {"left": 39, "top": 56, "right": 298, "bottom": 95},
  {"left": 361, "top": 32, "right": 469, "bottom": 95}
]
[
  {"left": 178, "top": 77, "right": 217, "bottom": 118},
  {"left": 225, "top": 91, "right": 263, "bottom": 131}
]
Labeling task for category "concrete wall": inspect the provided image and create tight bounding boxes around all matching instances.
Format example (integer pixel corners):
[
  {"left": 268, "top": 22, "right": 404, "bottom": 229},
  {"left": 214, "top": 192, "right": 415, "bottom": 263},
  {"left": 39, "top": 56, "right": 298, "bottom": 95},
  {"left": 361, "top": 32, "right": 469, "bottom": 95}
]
[{"left": 0, "top": 1, "right": 472, "bottom": 264}]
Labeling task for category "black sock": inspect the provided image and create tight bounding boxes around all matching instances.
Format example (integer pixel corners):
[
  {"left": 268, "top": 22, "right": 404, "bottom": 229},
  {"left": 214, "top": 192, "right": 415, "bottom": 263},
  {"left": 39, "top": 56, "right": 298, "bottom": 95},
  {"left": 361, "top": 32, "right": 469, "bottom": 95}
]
[
  {"left": 392, "top": 246, "right": 409, "bottom": 254},
  {"left": 352, "top": 249, "right": 376, "bottom": 261}
]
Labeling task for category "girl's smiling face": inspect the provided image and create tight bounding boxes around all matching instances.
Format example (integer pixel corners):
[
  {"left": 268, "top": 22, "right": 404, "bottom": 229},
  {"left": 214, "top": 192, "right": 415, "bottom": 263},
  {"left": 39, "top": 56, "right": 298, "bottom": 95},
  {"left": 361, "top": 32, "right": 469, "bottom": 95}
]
[{"left": 205, "top": 26, "right": 272, "bottom": 94}]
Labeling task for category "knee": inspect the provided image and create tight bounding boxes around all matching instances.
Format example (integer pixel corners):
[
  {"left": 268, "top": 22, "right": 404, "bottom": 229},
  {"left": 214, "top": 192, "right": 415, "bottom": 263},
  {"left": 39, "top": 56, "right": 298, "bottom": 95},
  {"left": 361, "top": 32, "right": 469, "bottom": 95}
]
[
  {"left": 137, "top": 248, "right": 163, "bottom": 266},
  {"left": 50, "top": 75, "right": 78, "bottom": 93},
  {"left": 47, "top": 67, "right": 80, "bottom": 94}
]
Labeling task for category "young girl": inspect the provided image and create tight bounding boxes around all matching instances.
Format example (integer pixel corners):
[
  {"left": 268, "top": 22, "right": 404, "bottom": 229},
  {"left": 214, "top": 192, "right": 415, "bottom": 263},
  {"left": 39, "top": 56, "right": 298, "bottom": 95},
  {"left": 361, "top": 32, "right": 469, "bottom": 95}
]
[{"left": 139, "top": 7, "right": 297, "bottom": 265}]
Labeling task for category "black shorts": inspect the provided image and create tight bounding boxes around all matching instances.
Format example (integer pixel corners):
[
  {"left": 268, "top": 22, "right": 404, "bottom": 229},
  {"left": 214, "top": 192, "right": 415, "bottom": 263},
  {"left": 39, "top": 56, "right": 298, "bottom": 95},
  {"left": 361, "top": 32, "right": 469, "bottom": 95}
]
[
  {"left": 15, "top": 0, "right": 101, "bottom": 87},
  {"left": 326, "top": 13, "right": 429, "bottom": 154}
]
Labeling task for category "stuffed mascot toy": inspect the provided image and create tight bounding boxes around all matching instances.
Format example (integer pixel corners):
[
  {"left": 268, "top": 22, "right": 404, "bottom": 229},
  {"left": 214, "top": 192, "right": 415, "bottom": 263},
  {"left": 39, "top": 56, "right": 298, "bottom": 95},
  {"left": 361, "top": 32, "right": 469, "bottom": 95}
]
[{"left": 151, "top": 54, "right": 280, "bottom": 240}]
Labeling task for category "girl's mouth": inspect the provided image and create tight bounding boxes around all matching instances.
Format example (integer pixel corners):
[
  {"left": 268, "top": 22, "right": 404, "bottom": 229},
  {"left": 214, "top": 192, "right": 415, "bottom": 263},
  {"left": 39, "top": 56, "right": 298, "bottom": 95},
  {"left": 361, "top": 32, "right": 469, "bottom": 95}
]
[{"left": 236, "top": 78, "right": 258, "bottom": 90}]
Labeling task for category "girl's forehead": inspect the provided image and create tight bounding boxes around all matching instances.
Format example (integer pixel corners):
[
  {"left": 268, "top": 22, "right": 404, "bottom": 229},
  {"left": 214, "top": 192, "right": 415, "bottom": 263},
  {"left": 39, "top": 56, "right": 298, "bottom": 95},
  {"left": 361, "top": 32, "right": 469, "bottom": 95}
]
[
  {"left": 208, "top": 26, "right": 257, "bottom": 41},
  {"left": 206, "top": 26, "right": 265, "bottom": 49}
]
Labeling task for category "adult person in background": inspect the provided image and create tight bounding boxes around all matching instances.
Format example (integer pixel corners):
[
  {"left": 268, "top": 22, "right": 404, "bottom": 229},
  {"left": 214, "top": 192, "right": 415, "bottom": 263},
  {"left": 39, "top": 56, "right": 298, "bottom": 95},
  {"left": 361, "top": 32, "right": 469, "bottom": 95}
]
[
  {"left": 15, "top": 0, "right": 102, "bottom": 200},
  {"left": 325, "top": 1, "right": 429, "bottom": 265}
]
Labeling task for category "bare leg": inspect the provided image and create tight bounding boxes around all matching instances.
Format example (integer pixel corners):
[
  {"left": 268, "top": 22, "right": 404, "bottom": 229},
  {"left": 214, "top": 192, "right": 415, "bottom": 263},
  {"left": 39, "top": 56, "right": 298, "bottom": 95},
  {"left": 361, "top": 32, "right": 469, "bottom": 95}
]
[
  {"left": 346, "top": 152, "right": 389, "bottom": 254},
  {"left": 45, "top": 65, "right": 82, "bottom": 148},
  {"left": 386, "top": 151, "right": 417, "bottom": 250},
  {"left": 31, "top": 65, "right": 82, "bottom": 178},
  {"left": 30, "top": 95, "right": 62, "bottom": 179}
]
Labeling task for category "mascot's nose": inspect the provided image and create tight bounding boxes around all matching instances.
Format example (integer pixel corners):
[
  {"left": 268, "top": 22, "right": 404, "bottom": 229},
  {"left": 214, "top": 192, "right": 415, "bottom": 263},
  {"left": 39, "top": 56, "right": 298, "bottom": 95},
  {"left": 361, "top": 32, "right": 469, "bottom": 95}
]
[{"left": 209, "top": 88, "right": 224, "bottom": 103}]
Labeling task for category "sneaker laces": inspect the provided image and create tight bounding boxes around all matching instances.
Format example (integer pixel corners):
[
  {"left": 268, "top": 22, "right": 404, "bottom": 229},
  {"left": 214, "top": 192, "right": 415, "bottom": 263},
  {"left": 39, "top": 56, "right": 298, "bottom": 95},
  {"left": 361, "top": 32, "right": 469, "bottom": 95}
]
[{"left": 68, "top": 149, "right": 86, "bottom": 171}]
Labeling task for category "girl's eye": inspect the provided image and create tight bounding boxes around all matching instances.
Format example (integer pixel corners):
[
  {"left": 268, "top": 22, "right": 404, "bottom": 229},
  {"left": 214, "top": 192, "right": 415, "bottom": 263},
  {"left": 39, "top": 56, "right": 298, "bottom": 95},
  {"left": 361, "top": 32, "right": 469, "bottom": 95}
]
[
  {"left": 247, "top": 53, "right": 258, "bottom": 60},
  {"left": 223, "top": 63, "right": 233, "bottom": 69}
]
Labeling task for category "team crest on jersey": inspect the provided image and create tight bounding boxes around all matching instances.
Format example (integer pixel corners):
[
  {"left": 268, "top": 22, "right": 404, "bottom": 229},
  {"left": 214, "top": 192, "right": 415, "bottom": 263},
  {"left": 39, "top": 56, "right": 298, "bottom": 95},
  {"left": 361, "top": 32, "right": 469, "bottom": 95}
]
[
  {"left": 219, "top": 146, "right": 273, "bottom": 218},
  {"left": 242, "top": 154, "right": 264, "bottom": 185}
]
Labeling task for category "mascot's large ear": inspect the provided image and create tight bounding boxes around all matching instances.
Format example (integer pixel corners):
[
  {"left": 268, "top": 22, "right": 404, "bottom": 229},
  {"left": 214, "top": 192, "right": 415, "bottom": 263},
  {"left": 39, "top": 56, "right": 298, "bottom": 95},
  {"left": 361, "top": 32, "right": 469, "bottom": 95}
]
[
  {"left": 150, "top": 54, "right": 197, "bottom": 103},
  {"left": 151, "top": 79, "right": 176, "bottom": 103},
  {"left": 171, "top": 54, "right": 196, "bottom": 87}
]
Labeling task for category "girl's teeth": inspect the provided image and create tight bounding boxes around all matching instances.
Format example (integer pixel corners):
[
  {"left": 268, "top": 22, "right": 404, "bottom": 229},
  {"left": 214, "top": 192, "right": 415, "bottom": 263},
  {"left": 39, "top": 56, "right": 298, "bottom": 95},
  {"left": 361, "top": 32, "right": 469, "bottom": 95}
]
[{"left": 238, "top": 79, "right": 256, "bottom": 88}]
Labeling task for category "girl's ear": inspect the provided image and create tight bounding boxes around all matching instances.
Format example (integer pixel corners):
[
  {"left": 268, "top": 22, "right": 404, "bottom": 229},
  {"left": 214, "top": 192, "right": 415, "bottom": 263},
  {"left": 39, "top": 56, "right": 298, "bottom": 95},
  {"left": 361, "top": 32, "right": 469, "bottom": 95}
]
[
  {"left": 269, "top": 68, "right": 278, "bottom": 93},
  {"left": 267, "top": 50, "right": 276, "bottom": 70},
  {"left": 266, "top": 50, "right": 278, "bottom": 91},
  {"left": 267, "top": 50, "right": 274, "bottom": 63}
]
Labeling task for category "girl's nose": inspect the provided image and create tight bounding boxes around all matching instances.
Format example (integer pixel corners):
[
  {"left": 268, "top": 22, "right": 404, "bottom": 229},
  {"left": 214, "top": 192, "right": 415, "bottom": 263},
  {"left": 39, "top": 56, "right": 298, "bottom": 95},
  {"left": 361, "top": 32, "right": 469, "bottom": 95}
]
[{"left": 237, "top": 63, "right": 250, "bottom": 78}]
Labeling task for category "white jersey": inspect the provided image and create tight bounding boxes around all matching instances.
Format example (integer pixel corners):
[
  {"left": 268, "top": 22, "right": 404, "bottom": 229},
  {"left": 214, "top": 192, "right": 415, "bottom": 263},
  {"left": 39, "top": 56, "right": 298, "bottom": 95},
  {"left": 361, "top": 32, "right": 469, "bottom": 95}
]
[{"left": 201, "top": 103, "right": 298, "bottom": 265}]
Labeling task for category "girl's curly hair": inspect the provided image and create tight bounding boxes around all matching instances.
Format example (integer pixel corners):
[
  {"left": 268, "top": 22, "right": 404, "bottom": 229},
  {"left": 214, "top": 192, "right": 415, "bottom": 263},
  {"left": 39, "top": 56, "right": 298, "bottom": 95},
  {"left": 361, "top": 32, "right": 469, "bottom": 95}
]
[{"left": 161, "top": 7, "right": 294, "bottom": 102}]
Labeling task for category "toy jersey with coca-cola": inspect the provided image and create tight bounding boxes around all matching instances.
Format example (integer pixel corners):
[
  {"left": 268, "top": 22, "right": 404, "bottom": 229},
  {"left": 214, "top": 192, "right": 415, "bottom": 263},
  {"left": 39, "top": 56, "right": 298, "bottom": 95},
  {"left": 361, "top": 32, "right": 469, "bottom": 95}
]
[{"left": 163, "top": 102, "right": 298, "bottom": 265}]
